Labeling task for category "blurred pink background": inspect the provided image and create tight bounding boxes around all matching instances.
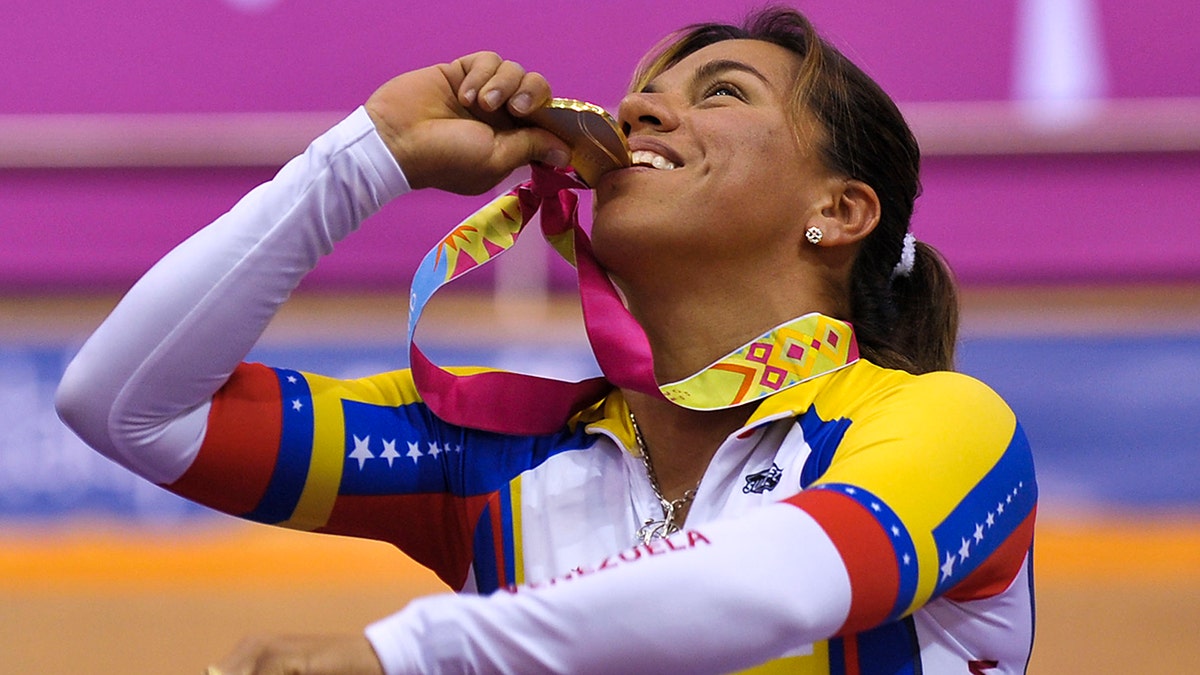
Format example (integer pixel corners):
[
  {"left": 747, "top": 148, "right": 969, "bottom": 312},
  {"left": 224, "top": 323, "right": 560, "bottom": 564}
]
[{"left": 2, "top": 0, "right": 1198, "bottom": 289}]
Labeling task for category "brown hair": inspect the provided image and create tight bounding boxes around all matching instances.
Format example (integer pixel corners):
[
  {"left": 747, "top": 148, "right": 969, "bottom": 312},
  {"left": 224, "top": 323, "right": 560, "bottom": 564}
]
[{"left": 632, "top": 6, "right": 959, "bottom": 374}]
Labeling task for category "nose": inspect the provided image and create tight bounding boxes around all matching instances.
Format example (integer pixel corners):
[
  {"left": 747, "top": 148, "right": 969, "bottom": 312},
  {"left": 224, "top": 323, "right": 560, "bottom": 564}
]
[{"left": 617, "top": 91, "right": 680, "bottom": 136}]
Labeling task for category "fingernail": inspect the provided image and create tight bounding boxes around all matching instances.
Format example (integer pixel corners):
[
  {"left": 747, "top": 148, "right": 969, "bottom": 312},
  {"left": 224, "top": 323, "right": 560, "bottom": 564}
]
[
  {"left": 483, "top": 89, "right": 502, "bottom": 109},
  {"left": 463, "top": 88, "right": 477, "bottom": 105},
  {"left": 545, "top": 148, "right": 571, "bottom": 168},
  {"left": 510, "top": 93, "right": 532, "bottom": 114}
]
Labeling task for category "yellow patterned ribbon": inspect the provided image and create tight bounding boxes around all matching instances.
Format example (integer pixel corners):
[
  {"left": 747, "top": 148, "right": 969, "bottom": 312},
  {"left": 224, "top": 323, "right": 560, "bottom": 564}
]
[{"left": 408, "top": 165, "right": 859, "bottom": 433}]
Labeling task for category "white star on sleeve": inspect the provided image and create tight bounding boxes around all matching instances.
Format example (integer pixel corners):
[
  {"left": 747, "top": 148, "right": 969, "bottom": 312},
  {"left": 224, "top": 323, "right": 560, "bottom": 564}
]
[
  {"left": 986, "top": 512, "right": 995, "bottom": 528},
  {"left": 380, "top": 439, "right": 401, "bottom": 467},
  {"left": 287, "top": 375, "right": 298, "bottom": 384},
  {"left": 941, "top": 551, "right": 956, "bottom": 580},
  {"left": 291, "top": 399, "right": 303, "bottom": 412},
  {"left": 974, "top": 523, "right": 985, "bottom": 543},
  {"left": 427, "top": 442, "right": 442, "bottom": 459},
  {"left": 349, "top": 435, "right": 374, "bottom": 470},
  {"left": 958, "top": 537, "right": 971, "bottom": 562},
  {"left": 406, "top": 442, "right": 424, "bottom": 464}
]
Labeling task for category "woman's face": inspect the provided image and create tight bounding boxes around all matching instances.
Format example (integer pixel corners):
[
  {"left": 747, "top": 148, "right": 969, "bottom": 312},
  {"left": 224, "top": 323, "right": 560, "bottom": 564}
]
[{"left": 592, "top": 38, "right": 837, "bottom": 277}]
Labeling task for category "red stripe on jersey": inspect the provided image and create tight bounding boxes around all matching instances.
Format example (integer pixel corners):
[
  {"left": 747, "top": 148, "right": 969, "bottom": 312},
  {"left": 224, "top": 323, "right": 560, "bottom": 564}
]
[
  {"left": 167, "top": 363, "right": 281, "bottom": 515},
  {"left": 785, "top": 489, "right": 899, "bottom": 634},
  {"left": 488, "top": 492, "right": 508, "bottom": 587},
  {"left": 320, "top": 492, "right": 493, "bottom": 591},
  {"left": 842, "top": 633, "right": 861, "bottom": 675},
  {"left": 945, "top": 507, "right": 1037, "bottom": 602}
]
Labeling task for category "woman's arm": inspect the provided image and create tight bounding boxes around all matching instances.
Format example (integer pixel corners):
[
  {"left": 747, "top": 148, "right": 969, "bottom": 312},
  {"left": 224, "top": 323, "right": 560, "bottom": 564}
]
[
  {"left": 55, "top": 107, "right": 407, "bottom": 483},
  {"left": 55, "top": 54, "right": 570, "bottom": 485}
]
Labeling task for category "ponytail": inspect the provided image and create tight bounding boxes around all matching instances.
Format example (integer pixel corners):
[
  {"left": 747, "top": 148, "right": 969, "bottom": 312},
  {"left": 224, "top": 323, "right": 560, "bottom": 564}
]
[{"left": 853, "top": 241, "right": 959, "bottom": 374}]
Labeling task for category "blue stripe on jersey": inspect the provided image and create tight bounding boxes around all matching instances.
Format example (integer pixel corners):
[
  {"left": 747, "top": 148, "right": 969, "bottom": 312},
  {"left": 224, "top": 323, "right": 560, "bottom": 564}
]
[
  {"left": 932, "top": 423, "right": 1037, "bottom": 596},
  {"left": 828, "top": 636, "right": 846, "bottom": 675},
  {"left": 829, "top": 618, "right": 921, "bottom": 675},
  {"left": 469, "top": 489, "right": 521, "bottom": 594},
  {"left": 856, "top": 617, "right": 921, "bottom": 675},
  {"left": 242, "top": 368, "right": 314, "bottom": 524},
  {"left": 797, "top": 406, "right": 852, "bottom": 488},
  {"left": 472, "top": 499, "right": 500, "bottom": 593},
  {"left": 813, "top": 482, "right": 920, "bottom": 623},
  {"left": 338, "top": 399, "right": 592, "bottom": 497},
  {"left": 499, "top": 483, "right": 517, "bottom": 586}
]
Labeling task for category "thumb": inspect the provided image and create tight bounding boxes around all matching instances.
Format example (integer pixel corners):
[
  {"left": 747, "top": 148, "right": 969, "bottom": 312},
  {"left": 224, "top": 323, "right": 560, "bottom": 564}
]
[{"left": 494, "top": 127, "right": 572, "bottom": 173}]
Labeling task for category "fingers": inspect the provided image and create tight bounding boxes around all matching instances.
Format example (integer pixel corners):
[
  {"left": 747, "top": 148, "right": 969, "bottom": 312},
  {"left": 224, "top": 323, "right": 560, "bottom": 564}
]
[
  {"left": 493, "top": 126, "right": 572, "bottom": 175},
  {"left": 444, "top": 52, "right": 553, "bottom": 117},
  {"left": 207, "top": 634, "right": 383, "bottom": 675}
]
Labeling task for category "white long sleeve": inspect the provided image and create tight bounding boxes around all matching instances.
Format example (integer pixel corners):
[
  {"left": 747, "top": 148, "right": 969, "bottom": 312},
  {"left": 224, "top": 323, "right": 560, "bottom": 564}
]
[
  {"left": 55, "top": 107, "right": 410, "bottom": 484},
  {"left": 366, "top": 504, "right": 852, "bottom": 675}
]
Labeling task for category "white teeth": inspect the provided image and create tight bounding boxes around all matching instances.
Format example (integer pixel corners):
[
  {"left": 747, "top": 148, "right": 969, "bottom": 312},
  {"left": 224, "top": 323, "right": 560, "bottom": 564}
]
[{"left": 631, "top": 150, "right": 676, "bottom": 170}]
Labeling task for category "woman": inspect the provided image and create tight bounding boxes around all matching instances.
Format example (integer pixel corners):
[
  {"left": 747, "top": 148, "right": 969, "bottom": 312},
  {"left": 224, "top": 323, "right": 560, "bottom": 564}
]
[{"left": 57, "top": 7, "right": 1036, "bottom": 674}]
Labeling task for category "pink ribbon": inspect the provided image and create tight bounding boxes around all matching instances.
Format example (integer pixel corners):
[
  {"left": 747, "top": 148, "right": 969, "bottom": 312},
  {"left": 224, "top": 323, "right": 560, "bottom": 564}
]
[
  {"left": 409, "top": 165, "right": 665, "bottom": 435},
  {"left": 407, "top": 165, "right": 859, "bottom": 435}
]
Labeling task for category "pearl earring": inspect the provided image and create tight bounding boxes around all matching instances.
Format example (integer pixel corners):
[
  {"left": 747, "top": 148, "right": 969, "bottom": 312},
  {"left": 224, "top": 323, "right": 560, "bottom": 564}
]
[{"left": 805, "top": 226, "right": 824, "bottom": 245}]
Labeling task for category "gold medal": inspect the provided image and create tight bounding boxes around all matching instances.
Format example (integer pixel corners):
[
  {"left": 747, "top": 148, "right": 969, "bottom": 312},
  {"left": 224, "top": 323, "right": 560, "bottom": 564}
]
[{"left": 527, "top": 98, "right": 631, "bottom": 187}]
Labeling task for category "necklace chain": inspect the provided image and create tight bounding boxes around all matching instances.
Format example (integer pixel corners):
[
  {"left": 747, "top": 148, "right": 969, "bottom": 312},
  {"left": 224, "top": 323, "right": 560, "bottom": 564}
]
[{"left": 630, "top": 411, "right": 699, "bottom": 545}]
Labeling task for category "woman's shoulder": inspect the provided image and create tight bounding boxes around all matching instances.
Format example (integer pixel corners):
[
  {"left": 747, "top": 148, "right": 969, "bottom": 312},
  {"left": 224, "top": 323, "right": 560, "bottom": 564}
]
[{"left": 818, "top": 359, "right": 1016, "bottom": 430}]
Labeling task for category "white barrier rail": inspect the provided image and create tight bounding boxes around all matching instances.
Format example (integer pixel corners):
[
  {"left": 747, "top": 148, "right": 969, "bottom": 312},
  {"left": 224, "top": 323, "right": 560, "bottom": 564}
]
[{"left": 2, "top": 99, "right": 1199, "bottom": 168}]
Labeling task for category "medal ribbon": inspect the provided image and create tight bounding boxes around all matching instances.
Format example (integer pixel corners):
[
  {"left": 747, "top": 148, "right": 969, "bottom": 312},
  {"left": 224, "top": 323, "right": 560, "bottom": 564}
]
[{"left": 408, "top": 165, "right": 859, "bottom": 434}]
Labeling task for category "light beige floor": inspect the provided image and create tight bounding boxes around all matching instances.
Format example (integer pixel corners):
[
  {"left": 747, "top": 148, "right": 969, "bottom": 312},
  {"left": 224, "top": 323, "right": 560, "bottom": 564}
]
[{"left": 2, "top": 516, "right": 1198, "bottom": 674}]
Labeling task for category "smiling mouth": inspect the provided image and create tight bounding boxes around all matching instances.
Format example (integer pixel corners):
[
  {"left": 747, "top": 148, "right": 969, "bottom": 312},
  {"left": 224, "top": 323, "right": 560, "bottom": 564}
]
[{"left": 631, "top": 150, "right": 678, "bottom": 170}]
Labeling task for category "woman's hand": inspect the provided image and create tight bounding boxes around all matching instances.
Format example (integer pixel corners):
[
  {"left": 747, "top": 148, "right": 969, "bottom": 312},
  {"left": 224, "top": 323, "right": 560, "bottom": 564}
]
[
  {"left": 206, "top": 634, "right": 383, "bottom": 675},
  {"left": 366, "top": 51, "right": 572, "bottom": 195}
]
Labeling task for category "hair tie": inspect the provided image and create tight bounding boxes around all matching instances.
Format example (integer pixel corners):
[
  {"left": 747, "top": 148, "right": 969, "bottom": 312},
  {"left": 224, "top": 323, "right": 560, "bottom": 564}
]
[{"left": 891, "top": 232, "right": 917, "bottom": 280}]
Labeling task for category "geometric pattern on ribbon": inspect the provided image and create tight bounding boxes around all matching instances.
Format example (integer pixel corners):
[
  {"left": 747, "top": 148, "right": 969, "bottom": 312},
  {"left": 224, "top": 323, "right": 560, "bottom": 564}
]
[{"left": 660, "top": 313, "right": 859, "bottom": 410}]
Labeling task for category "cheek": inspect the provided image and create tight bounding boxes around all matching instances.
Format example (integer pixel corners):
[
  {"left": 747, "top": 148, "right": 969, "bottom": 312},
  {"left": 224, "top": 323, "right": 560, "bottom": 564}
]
[{"left": 716, "top": 123, "right": 805, "bottom": 186}]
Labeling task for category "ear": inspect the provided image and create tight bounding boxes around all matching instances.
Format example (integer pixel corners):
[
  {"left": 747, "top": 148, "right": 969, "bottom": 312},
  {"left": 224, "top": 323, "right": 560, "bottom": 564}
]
[{"left": 808, "top": 179, "right": 880, "bottom": 246}]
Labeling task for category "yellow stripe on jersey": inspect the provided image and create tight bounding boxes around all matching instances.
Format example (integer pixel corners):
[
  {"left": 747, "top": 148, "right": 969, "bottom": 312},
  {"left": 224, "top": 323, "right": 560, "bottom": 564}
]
[
  {"left": 277, "top": 369, "right": 429, "bottom": 531},
  {"left": 510, "top": 475, "right": 525, "bottom": 586},
  {"left": 276, "top": 367, "right": 503, "bottom": 532},
  {"left": 735, "top": 640, "right": 830, "bottom": 673},
  {"left": 817, "top": 367, "right": 1017, "bottom": 610},
  {"left": 280, "top": 373, "right": 346, "bottom": 531},
  {"left": 748, "top": 359, "right": 1021, "bottom": 614}
]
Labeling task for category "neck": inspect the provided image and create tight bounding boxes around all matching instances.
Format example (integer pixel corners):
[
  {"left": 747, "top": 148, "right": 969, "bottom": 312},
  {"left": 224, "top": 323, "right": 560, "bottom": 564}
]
[
  {"left": 610, "top": 247, "right": 846, "bottom": 507},
  {"left": 619, "top": 260, "right": 845, "bottom": 384}
]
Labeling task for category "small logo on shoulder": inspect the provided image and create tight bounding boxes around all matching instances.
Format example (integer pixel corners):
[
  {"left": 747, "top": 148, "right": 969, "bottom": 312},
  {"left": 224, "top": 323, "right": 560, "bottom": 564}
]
[{"left": 742, "top": 463, "right": 783, "bottom": 494}]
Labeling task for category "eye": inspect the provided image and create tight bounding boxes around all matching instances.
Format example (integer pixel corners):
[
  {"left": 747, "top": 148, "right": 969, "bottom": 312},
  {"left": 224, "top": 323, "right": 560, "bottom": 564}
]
[{"left": 702, "top": 82, "right": 745, "bottom": 101}]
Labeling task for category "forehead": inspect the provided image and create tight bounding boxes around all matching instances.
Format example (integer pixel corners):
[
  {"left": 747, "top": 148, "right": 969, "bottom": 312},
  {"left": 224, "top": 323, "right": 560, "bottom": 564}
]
[{"left": 649, "top": 38, "right": 802, "bottom": 92}]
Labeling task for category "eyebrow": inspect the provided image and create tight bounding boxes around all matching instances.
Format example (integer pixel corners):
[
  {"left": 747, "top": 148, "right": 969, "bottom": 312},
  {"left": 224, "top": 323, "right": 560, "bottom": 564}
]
[
  {"left": 693, "top": 59, "right": 772, "bottom": 88},
  {"left": 642, "top": 58, "right": 773, "bottom": 94}
]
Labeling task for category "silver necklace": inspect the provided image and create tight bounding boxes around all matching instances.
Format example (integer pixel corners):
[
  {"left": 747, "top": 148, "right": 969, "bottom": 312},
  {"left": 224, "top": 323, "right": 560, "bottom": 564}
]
[{"left": 630, "top": 412, "right": 699, "bottom": 545}]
